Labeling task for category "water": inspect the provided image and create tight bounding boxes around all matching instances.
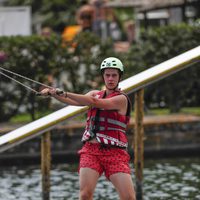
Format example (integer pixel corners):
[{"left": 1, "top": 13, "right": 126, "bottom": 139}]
[{"left": 0, "top": 157, "right": 199, "bottom": 200}]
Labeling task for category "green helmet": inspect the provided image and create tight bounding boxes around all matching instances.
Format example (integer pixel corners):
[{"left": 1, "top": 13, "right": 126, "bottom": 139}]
[{"left": 100, "top": 57, "right": 124, "bottom": 72}]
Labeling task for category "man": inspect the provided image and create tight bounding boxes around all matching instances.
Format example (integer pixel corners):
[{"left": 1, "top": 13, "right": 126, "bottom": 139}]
[{"left": 40, "top": 57, "right": 136, "bottom": 200}]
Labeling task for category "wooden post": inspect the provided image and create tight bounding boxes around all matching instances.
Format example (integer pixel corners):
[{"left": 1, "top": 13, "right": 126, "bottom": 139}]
[
  {"left": 41, "top": 131, "right": 51, "bottom": 200},
  {"left": 134, "top": 89, "right": 144, "bottom": 200}
]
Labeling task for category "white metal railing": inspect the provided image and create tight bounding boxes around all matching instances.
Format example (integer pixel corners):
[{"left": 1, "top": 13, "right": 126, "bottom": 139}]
[{"left": 0, "top": 45, "right": 200, "bottom": 153}]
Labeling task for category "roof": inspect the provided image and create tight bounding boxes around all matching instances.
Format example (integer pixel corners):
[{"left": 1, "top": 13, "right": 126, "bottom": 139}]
[
  {"left": 105, "top": 0, "right": 199, "bottom": 11},
  {"left": 104, "top": 0, "right": 142, "bottom": 8},
  {"left": 139, "top": 0, "right": 187, "bottom": 12}
]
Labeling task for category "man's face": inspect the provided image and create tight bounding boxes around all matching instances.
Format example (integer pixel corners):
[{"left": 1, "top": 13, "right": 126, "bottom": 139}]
[{"left": 103, "top": 68, "right": 120, "bottom": 90}]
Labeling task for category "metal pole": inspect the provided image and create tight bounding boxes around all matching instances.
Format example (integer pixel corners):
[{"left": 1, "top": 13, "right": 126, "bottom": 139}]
[
  {"left": 41, "top": 131, "right": 51, "bottom": 200},
  {"left": 134, "top": 89, "right": 144, "bottom": 200},
  {"left": 134, "top": 8, "right": 140, "bottom": 41}
]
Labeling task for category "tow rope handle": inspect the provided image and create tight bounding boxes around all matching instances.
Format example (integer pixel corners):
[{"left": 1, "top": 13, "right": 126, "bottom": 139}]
[{"left": 36, "top": 88, "right": 64, "bottom": 96}]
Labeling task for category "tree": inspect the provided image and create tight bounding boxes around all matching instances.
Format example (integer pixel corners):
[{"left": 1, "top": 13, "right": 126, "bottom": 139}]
[{"left": 126, "top": 24, "right": 200, "bottom": 112}]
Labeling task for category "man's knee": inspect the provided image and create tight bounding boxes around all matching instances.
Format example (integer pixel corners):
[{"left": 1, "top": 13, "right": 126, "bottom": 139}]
[{"left": 79, "top": 189, "right": 93, "bottom": 200}]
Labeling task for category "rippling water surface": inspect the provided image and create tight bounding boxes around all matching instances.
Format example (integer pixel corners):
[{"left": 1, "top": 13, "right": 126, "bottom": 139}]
[{"left": 0, "top": 157, "right": 199, "bottom": 200}]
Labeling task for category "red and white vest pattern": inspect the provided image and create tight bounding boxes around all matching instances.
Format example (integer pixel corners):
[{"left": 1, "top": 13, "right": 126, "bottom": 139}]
[{"left": 81, "top": 90, "right": 130, "bottom": 148}]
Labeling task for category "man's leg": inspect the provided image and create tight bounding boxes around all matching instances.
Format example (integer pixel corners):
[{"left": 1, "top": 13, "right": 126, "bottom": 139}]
[
  {"left": 110, "top": 172, "right": 136, "bottom": 200},
  {"left": 79, "top": 167, "right": 99, "bottom": 200}
]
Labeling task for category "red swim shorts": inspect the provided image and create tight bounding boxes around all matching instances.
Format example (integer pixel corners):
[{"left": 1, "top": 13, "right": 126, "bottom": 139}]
[{"left": 78, "top": 142, "right": 131, "bottom": 179}]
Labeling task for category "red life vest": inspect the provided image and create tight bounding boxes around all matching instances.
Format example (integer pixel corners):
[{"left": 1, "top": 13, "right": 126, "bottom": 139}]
[{"left": 81, "top": 90, "right": 131, "bottom": 148}]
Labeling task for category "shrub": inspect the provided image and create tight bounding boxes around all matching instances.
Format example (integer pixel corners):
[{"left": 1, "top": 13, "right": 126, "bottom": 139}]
[
  {"left": 0, "top": 32, "right": 115, "bottom": 122},
  {"left": 126, "top": 24, "right": 200, "bottom": 112}
]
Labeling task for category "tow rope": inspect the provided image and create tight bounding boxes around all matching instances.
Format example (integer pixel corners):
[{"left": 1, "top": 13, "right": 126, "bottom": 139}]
[{"left": 0, "top": 66, "right": 63, "bottom": 96}]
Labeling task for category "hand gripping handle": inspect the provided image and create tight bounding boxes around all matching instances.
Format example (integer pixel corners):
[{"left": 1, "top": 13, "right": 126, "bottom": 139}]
[{"left": 36, "top": 88, "right": 64, "bottom": 96}]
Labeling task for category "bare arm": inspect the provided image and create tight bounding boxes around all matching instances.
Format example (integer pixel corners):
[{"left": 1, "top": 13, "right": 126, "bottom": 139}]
[
  {"left": 39, "top": 88, "right": 127, "bottom": 115},
  {"left": 53, "top": 90, "right": 100, "bottom": 106},
  {"left": 67, "top": 91, "right": 128, "bottom": 115},
  {"left": 51, "top": 94, "right": 83, "bottom": 106},
  {"left": 39, "top": 88, "right": 100, "bottom": 106}
]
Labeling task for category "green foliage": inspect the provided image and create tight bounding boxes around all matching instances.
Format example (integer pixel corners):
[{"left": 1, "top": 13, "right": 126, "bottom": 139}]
[
  {"left": 0, "top": 23, "right": 200, "bottom": 122},
  {"left": 0, "top": 32, "right": 115, "bottom": 122},
  {"left": 126, "top": 24, "right": 200, "bottom": 112},
  {"left": 0, "top": 34, "right": 66, "bottom": 121}
]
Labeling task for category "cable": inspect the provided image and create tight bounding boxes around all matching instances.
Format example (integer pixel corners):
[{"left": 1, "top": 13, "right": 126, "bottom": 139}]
[
  {"left": 0, "top": 70, "right": 38, "bottom": 94},
  {"left": 0, "top": 66, "right": 53, "bottom": 89},
  {"left": 0, "top": 66, "right": 64, "bottom": 96}
]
